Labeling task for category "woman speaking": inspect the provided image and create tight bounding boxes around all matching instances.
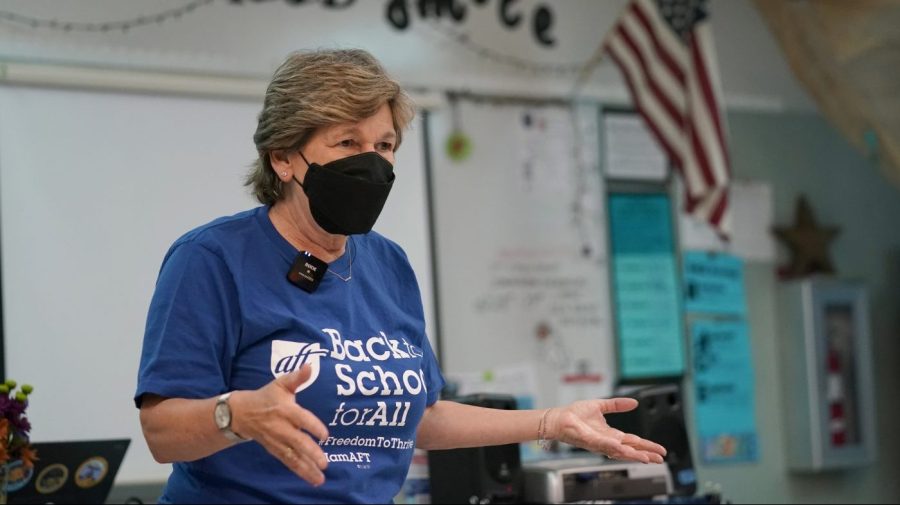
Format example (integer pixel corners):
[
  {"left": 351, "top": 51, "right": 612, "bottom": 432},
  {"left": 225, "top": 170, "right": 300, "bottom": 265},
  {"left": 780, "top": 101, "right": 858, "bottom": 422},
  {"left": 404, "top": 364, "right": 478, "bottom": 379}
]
[{"left": 135, "top": 48, "right": 666, "bottom": 504}]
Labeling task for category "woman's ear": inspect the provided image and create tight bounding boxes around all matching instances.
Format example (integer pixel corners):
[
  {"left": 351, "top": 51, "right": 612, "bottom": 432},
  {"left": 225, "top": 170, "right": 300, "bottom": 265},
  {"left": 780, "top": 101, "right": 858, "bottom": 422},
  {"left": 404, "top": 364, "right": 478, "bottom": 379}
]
[{"left": 269, "top": 150, "right": 293, "bottom": 181}]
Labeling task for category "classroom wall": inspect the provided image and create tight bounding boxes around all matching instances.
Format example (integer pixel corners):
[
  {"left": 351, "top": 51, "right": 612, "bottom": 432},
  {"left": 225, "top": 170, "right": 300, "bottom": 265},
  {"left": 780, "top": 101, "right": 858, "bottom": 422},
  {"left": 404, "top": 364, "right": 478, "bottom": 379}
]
[{"left": 688, "top": 109, "right": 900, "bottom": 503}]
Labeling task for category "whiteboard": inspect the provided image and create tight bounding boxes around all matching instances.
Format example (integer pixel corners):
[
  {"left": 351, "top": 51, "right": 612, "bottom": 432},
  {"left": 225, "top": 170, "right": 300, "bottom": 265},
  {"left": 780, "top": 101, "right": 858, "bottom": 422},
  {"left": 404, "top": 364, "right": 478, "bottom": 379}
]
[
  {"left": 427, "top": 101, "right": 616, "bottom": 408},
  {"left": 0, "top": 85, "right": 433, "bottom": 483}
]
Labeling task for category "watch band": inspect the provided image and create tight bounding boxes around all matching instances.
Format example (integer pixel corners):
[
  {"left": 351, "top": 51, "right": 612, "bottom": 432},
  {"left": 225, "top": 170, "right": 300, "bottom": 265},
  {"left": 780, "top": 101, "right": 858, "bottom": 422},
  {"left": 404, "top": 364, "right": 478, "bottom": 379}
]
[{"left": 216, "top": 392, "right": 249, "bottom": 443}]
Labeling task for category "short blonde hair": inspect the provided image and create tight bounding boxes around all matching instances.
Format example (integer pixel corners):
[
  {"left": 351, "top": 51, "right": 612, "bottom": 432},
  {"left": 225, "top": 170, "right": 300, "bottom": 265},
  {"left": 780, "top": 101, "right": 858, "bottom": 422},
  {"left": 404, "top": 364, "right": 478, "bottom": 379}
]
[{"left": 246, "top": 48, "right": 416, "bottom": 205}]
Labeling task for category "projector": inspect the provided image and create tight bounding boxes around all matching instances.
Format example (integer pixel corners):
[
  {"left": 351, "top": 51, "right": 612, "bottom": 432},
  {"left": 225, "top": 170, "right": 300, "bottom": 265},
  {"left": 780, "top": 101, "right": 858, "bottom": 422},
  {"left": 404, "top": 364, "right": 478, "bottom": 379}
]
[{"left": 521, "top": 456, "right": 672, "bottom": 503}]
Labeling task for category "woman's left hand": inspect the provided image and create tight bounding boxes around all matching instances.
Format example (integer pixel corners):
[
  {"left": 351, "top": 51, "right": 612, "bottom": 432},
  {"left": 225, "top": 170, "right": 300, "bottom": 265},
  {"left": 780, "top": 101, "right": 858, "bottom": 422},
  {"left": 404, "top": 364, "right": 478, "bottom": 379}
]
[{"left": 545, "top": 398, "right": 667, "bottom": 464}]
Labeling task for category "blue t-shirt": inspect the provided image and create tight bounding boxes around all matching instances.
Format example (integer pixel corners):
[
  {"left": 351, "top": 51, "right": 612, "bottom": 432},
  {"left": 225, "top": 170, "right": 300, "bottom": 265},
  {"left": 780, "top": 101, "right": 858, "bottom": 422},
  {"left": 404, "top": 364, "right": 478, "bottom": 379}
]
[{"left": 135, "top": 206, "right": 445, "bottom": 504}]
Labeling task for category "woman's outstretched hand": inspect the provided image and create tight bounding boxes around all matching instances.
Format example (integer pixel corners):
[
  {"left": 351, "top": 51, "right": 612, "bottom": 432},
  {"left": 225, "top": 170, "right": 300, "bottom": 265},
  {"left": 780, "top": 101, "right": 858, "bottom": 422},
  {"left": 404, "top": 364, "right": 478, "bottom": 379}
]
[
  {"left": 230, "top": 365, "right": 330, "bottom": 486},
  {"left": 544, "top": 398, "right": 667, "bottom": 464}
]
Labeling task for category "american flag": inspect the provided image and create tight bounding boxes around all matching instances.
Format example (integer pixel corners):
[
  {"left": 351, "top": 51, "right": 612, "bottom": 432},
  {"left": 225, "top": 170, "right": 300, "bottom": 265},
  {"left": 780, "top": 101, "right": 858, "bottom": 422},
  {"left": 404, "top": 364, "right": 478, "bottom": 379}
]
[{"left": 604, "top": 0, "right": 731, "bottom": 236}]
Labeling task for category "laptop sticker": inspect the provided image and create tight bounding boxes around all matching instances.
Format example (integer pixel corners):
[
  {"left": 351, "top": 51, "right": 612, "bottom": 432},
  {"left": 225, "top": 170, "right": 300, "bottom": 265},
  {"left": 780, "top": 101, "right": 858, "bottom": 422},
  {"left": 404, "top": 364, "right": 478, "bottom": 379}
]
[
  {"left": 5, "top": 459, "right": 34, "bottom": 492},
  {"left": 74, "top": 456, "right": 108, "bottom": 489},
  {"left": 35, "top": 463, "right": 69, "bottom": 494}
]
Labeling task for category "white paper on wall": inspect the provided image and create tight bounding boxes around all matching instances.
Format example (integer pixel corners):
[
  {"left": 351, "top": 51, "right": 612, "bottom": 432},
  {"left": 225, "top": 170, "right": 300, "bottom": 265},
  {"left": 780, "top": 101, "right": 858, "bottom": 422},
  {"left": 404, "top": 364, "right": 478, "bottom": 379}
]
[
  {"left": 678, "top": 179, "right": 776, "bottom": 262},
  {"left": 603, "top": 113, "right": 669, "bottom": 182}
]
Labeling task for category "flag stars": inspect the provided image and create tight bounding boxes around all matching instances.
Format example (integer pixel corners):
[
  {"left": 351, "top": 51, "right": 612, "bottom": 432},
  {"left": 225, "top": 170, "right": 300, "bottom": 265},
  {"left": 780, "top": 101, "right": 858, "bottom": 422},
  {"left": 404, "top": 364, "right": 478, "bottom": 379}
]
[{"left": 657, "top": 0, "right": 708, "bottom": 40}]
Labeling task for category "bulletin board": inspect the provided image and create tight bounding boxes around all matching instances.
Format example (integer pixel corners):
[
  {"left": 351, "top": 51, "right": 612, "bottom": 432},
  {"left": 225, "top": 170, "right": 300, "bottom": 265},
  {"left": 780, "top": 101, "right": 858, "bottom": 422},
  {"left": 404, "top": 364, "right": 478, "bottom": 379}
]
[{"left": 427, "top": 99, "right": 616, "bottom": 408}]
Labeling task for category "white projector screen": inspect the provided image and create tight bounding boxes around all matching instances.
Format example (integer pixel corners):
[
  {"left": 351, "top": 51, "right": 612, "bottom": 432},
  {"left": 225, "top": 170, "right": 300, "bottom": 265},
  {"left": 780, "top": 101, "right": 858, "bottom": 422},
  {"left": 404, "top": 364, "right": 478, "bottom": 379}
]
[{"left": 0, "top": 84, "right": 434, "bottom": 484}]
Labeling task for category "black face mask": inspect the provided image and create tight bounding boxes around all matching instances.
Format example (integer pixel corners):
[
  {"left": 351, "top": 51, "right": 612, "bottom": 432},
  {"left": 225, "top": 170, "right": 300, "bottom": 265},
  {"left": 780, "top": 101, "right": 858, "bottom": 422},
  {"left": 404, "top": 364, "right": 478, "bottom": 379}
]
[{"left": 293, "top": 151, "right": 395, "bottom": 236}]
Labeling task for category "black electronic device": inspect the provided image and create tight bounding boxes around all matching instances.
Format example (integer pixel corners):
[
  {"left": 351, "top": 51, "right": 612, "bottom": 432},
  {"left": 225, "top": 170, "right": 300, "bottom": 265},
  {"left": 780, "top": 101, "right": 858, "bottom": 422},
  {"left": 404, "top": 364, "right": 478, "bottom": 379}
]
[
  {"left": 7, "top": 438, "right": 130, "bottom": 504},
  {"left": 428, "top": 394, "right": 521, "bottom": 504},
  {"left": 287, "top": 251, "right": 328, "bottom": 293},
  {"left": 605, "top": 383, "right": 697, "bottom": 496}
]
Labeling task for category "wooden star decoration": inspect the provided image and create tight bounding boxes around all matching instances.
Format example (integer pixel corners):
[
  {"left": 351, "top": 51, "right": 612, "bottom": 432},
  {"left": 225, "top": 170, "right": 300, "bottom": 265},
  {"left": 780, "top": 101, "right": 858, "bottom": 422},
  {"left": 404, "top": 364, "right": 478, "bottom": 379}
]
[{"left": 773, "top": 195, "right": 840, "bottom": 279}]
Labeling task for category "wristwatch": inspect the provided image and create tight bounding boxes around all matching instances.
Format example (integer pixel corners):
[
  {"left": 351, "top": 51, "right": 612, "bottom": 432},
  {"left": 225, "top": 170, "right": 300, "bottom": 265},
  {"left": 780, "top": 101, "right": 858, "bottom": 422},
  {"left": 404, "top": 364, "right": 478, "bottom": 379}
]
[{"left": 214, "top": 392, "right": 248, "bottom": 443}]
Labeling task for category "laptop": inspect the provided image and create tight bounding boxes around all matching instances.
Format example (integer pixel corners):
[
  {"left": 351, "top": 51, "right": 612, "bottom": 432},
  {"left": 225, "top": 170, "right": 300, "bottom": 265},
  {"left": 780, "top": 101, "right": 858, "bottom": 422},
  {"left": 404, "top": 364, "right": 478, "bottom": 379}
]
[{"left": 7, "top": 439, "right": 130, "bottom": 504}]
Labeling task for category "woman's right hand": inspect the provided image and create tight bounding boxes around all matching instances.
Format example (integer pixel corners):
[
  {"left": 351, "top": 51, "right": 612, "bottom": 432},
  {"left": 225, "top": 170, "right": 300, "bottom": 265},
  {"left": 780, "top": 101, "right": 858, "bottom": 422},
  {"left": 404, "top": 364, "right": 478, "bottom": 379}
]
[{"left": 229, "top": 365, "right": 330, "bottom": 486}]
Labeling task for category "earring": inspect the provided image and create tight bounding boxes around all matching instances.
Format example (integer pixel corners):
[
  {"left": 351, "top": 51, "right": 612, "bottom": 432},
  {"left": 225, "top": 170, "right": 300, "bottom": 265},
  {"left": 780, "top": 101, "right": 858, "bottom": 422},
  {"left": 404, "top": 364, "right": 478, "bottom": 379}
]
[{"left": 281, "top": 172, "right": 287, "bottom": 177}]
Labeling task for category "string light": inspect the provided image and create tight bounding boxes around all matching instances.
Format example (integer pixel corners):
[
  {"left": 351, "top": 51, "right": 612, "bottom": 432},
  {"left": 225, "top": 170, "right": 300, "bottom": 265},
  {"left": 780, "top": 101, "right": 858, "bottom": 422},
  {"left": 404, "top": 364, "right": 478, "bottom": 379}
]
[
  {"left": 0, "top": 0, "right": 214, "bottom": 33},
  {"left": 420, "top": 20, "right": 590, "bottom": 76}
]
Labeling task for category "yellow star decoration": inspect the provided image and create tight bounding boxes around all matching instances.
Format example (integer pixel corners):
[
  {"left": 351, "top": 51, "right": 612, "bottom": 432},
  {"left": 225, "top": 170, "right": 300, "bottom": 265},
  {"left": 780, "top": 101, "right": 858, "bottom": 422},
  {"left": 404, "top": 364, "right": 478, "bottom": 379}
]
[{"left": 773, "top": 195, "right": 840, "bottom": 278}]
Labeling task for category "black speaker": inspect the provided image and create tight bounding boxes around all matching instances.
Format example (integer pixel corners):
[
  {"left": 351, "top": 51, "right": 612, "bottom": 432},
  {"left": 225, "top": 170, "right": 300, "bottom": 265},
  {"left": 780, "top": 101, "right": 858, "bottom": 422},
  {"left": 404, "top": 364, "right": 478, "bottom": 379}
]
[
  {"left": 427, "top": 394, "right": 521, "bottom": 504},
  {"left": 605, "top": 383, "right": 697, "bottom": 496}
]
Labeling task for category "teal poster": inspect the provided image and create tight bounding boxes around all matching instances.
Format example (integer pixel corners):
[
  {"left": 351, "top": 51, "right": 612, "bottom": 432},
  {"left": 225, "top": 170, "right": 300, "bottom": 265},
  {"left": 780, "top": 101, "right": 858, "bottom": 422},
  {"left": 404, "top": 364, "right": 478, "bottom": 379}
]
[
  {"left": 691, "top": 319, "right": 759, "bottom": 463},
  {"left": 683, "top": 252, "right": 746, "bottom": 316},
  {"left": 608, "top": 193, "right": 685, "bottom": 379}
]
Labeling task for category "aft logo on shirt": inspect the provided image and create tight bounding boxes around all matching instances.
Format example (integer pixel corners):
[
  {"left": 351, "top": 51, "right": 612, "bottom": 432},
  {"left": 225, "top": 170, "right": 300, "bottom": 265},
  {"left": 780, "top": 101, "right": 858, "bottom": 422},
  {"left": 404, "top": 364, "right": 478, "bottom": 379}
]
[{"left": 271, "top": 340, "right": 329, "bottom": 393}]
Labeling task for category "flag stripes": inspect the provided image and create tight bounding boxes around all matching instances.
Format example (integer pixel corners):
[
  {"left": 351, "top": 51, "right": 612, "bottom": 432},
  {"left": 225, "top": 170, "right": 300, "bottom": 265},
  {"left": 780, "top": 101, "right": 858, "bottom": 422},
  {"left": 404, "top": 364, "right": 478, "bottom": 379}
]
[{"left": 604, "top": 0, "right": 732, "bottom": 235}]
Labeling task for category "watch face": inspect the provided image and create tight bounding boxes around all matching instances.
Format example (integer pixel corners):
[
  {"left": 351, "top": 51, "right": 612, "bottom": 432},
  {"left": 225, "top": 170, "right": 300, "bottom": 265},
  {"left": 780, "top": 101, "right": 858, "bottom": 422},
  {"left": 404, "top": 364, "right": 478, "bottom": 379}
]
[{"left": 214, "top": 402, "right": 231, "bottom": 429}]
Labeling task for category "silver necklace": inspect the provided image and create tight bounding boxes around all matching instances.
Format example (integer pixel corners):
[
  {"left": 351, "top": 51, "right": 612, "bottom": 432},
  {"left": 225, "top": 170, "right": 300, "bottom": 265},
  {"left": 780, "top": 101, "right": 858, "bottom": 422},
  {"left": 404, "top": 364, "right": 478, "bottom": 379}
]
[{"left": 328, "top": 237, "right": 353, "bottom": 282}]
